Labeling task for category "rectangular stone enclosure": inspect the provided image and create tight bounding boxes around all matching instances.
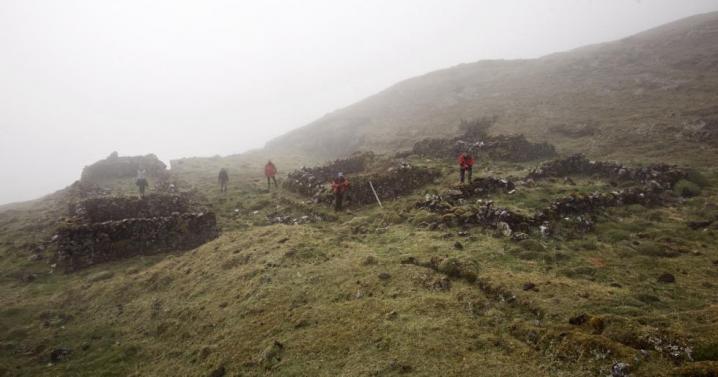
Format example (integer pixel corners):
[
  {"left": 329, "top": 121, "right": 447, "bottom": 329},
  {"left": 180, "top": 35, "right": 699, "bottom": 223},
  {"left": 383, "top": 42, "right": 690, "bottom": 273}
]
[{"left": 56, "top": 194, "right": 218, "bottom": 271}]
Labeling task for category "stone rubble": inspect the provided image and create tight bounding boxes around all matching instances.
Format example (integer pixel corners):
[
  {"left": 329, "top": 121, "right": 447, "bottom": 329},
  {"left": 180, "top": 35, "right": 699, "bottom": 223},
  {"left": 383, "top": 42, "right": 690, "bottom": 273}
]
[
  {"left": 528, "top": 154, "right": 687, "bottom": 189},
  {"left": 285, "top": 155, "right": 440, "bottom": 207},
  {"left": 412, "top": 133, "right": 556, "bottom": 162}
]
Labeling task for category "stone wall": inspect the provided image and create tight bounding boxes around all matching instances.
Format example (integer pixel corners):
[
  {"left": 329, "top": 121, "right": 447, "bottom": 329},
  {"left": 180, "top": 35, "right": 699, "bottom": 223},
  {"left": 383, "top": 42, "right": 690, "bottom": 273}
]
[
  {"left": 55, "top": 194, "right": 217, "bottom": 271},
  {"left": 283, "top": 152, "right": 374, "bottom": 197},
  {"left": 56, "top": 213, "right": 217, "bottom": 271},
  {"left": 528, "top": 154, "right": 687, "bottom": 189},
  {"left": 70, "top": 194, "right": 191, "bottom": 223},
  {"left": 285, "top": 159, "right": 440, "bottom": 207},
  {"left": 412, "top": 134, "right": 556, "bottom": 162},
  {"left": 343, "top": 166, "right": 441, "bottom": 206}
]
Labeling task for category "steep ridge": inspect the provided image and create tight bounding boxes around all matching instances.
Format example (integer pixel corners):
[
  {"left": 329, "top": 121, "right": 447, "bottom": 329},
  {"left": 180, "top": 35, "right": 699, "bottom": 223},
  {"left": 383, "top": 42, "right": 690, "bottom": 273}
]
[{"left": 266, "top": 12, "right": 718, "bottom": 162}]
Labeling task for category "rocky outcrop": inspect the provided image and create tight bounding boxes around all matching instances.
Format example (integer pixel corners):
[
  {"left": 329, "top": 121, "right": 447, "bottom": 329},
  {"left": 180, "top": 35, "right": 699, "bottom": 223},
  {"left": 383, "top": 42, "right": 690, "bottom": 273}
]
[{"left": 55, "top": 194, "right": 217, "bottom": 271}]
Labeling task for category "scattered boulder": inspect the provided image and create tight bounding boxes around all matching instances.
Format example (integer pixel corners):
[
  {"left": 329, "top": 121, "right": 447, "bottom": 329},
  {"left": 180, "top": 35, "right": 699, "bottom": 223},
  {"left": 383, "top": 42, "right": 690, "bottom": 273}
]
[
  {"left": 378, "top": 272, "right": 392, "bottom": 281},
  {"left": 611, "top": 362, "right": 631, "bottom": 377},
  {"left": 50, "top": 347, "right": 72, "bottom": 363},
  {"left": 258, "top": 340, "right": 284, "bottom": 369},
  {"left": 522, "top": 282, "right": 537, "bottom": 291},
  {"left": 657, "top": 273, "right": 676, "bottom": 283}
]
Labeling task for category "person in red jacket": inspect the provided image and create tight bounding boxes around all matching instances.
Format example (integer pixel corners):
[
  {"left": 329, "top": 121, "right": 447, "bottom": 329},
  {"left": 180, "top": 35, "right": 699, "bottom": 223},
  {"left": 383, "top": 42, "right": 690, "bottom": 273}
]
[
  {"left": 331, "top": 172, "right": 350, "bottom": 211},
  {"left": 265, "top": 160, "right": 278, "bottom": 190},
  {"left": 458, "top": 152, "right": 475, "bottom": 184}
]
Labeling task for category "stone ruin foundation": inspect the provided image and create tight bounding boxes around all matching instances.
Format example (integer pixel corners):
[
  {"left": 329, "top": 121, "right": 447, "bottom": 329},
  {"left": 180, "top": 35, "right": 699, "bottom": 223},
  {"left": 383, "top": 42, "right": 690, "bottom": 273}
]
[
  {"left": 411, "top": 132, "right": 556, "bottom": 162},
  {"left": 284, "top": 154, "right": 440, "bottom": 207},
  {"left": 528, "top": 154, "right": 687, "bottom": 189},
  {"left": 55, "top": 193, "right": 218, "bottom": 271},
  {"left": 80, "top": 152, "right": 169, "bottom": 184},
  {"left": 416, "top": 155, "right": 689, "bottom": 238}
]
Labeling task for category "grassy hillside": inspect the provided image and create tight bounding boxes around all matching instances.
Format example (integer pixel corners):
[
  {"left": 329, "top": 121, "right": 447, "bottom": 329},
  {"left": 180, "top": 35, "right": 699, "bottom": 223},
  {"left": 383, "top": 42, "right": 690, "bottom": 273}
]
[
  {"left": 1, "top": 151, "right": 718, "bottom": 376},
  {"left": 2, "top": 11, "right": 718, "bottom": 377},
  {"left": 266, "top": 12, "right": 718, "bottom": 165}
]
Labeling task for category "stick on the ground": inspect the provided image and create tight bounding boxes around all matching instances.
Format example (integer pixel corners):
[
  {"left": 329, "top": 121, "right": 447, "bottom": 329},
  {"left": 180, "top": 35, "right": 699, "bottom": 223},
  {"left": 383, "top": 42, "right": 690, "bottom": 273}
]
[{"left": 368, "top": 180, "right": 383, "bottom": 208}]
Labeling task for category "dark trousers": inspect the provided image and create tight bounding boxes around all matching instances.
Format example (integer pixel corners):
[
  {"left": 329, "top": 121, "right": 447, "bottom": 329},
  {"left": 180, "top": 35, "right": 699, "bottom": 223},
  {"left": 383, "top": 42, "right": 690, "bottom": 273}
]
[
  {"left": 460, "top": 166, "right": 473, "bottom": 183},
  {"left": 334, "top": 192, "right": 344, "bottom": 211},
  {"left": 267, "top": 176, "right": 278, "bottom": 189},
  {"left": 220, "top": 181, "right": 228, "bottom": 193},
  {"left": 137, "top": 178, "right": 148, "bottom": 198}
]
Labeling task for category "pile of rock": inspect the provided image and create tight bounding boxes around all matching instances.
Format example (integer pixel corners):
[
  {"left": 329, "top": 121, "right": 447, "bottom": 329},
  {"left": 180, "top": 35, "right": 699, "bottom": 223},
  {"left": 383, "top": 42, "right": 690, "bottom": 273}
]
[
  {"left": 412, "top": 133, "right": 556, "bottom": 162},
  {"left": 528, "top": 154, "right": 687, "bottom": 189},
  {"left": 285, "top": 154, "right": 439, "bottom": 207},
  {"left": 80, "top": 152, "right": 168, "bottom": 184},
  {"left": 341, "top": 165, "right": 440, "bottom": 206},
  {"left": 417, "top": 184, "right": 673, "bottom": 237},
  {"left": 283, "top": 152, "right": 374, "bottom": 198},
  {"left": 55, "top": 194, "right": 217, "bottom": 271},
  {"left": 534, "top": 186, "right": 671, "bottom": 222}
]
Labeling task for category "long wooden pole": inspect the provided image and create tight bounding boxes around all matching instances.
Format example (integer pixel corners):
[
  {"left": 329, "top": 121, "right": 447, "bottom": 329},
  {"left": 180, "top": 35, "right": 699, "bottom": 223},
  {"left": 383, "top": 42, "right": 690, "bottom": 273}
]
[{"left": 368, "top": 180, "right": 383, "bottom": 208}]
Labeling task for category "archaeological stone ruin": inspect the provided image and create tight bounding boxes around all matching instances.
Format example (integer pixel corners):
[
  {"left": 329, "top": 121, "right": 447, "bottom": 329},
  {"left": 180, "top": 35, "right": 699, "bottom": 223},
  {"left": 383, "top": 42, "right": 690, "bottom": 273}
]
[
  {"left": 284, "top": 152, "right": 440, "bottom": 207},
  {"left": 55, "top": 193, "right": 217, "bottom": 271},
  {"left": 410, "top": 120, "right": 556, "bottom": 162},
  {"left": 80, "top": 152, "right": 169, "bottom": 184},
  {"left": 416, "top": 154, "right": 691, "bottom": 239}
]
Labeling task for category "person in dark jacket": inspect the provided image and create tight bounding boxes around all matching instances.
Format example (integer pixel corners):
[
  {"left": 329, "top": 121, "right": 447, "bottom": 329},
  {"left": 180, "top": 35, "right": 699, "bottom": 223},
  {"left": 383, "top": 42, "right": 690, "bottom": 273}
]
[
  {"left": 458, "top": 152, "right": 475, "bottom": 184},
  {"left": 136, "top": 169, "right": 149, "bottom": 198},
  {"left": 265, "top": 161, "right": 278, "bottom": 191},
  {"left": 218, "top": 168, "right": 229, "bottom": 193},
  {"left": 331, "top": 173, "right": 350, "bottom": 211}
]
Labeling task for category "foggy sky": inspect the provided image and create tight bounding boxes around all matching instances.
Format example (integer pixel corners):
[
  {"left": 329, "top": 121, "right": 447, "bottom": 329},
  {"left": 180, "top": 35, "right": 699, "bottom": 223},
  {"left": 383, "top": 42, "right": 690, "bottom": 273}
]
[{"left": 2, "top": 0, "right": 718, "bottom": 205}]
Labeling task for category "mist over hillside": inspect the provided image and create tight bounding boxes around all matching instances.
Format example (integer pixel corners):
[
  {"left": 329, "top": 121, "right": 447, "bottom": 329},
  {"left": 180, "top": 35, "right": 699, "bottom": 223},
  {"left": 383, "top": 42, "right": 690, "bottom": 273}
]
[{"left": 267, "top": 12, "right": 718, "bottom": 163}]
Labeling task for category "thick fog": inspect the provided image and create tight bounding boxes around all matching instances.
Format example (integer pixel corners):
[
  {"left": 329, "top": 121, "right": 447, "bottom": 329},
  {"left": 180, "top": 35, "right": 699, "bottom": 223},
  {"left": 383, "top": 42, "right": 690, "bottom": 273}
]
[{"left": 1, "top": 0, "right": 717, "bottom": 205}]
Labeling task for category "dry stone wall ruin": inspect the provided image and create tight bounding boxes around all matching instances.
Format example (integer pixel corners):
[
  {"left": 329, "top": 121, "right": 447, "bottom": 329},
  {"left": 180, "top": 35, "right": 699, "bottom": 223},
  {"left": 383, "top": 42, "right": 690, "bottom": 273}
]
[
  {"left": 56, "top": 193, "right": 217, "bottom": 271},
  {"left": 417, "top": 154, "right": 689, "bottom": 238},
  {"left": 284, "top": 153, "right": 440, "bottom": 207}
]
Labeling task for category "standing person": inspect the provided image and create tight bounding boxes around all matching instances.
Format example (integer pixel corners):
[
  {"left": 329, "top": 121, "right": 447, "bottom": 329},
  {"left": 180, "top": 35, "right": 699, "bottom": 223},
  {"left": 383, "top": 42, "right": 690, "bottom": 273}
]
[
  {"left": 458, "top": 151, "right": 475, "bottom": 184},
  {"left": 331, "top": 172, "right": 350, "bottom": 212},
  {"left": 265, "top": 160, "right": 278, "bottom": 191},
  {"left": 218, "top": 168, "right": 229, "bottom": 193},
  {"left": 136, "top": 169, "right": 149, "bottom": 198}
]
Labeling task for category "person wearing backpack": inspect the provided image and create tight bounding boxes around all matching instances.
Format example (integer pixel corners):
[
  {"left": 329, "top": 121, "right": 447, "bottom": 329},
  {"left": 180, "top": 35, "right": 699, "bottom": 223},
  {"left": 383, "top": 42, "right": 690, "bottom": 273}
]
[
  {"left": 458, "top": 152, "right": 475, "bottom": 184},
  {"left": 218, "top": 168, "right": 229, "bottom": 193},
  {"left": 265, "top": 160, "right": 278, "bottom": 191},
  {"left": 331, "top": 172, "right": 350, "bottom": 211}
]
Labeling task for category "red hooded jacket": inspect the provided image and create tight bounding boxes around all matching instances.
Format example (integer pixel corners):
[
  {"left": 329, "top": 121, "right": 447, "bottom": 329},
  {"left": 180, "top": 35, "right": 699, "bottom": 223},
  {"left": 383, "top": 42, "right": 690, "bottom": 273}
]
[
  {"left": 264, "top": 162, "right": 277, "bottom": 177},
  {"left": 458, "top": 153, "right": 475, "bottom": 169},
  {"left": 331, "top": 177, "right": 350, "bottom": 193}
]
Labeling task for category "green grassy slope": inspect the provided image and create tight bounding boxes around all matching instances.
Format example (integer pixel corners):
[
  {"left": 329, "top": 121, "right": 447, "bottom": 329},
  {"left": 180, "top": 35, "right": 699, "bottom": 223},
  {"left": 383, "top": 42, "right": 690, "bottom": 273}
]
[{"left": 1, "top": 154, "right": 717, "bottom": 376}]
